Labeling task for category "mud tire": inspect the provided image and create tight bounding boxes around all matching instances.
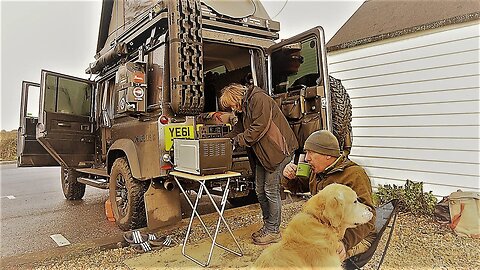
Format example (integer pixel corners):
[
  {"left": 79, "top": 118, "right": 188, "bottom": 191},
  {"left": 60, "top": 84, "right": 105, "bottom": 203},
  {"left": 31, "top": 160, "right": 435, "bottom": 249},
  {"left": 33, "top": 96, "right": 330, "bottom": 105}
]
[
  {"left": 109, "top": 157, "right": 148, "bottom": 231},
  {"left": 61, "top": 166, "right": 86, "bottom": 200},
  {"left": 329, "top": 75, "right": 352, "bottom": 152}
]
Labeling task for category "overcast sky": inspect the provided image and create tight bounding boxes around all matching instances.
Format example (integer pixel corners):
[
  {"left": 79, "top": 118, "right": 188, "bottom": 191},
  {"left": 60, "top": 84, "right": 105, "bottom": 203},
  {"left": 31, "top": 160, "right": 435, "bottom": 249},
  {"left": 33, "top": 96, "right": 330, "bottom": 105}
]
[{"left": 0, "top": 0, "right": 363, "bottom": 131}]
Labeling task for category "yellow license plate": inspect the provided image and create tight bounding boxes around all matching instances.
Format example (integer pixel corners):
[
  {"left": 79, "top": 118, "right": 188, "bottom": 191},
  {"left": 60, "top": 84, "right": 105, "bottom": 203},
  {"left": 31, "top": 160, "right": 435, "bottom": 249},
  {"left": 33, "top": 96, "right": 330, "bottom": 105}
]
[{"left": 164, "top": 125, "right": 194, "bottom": 150}]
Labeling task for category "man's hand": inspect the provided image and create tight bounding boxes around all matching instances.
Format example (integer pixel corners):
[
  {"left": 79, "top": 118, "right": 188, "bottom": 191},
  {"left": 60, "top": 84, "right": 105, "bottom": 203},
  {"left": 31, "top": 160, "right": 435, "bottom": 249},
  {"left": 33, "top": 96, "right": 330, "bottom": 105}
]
[
  {"left": 282, "top": 163, "right": 297, "bottom": 180},
  {"left": 337, "top": 241, "right": 347, "bottom": 261}
]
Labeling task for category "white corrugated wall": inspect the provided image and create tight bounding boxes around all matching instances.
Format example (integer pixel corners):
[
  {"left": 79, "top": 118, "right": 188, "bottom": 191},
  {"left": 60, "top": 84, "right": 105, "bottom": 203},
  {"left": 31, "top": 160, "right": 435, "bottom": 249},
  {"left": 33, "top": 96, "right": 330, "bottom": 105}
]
[{"left": 327, "top": 21, "right": 480, "bottom": 196}]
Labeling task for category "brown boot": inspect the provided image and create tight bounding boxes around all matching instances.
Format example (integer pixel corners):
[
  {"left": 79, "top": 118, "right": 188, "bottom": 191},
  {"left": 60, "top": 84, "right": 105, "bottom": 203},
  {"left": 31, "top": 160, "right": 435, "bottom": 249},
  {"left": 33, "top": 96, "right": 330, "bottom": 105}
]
[
  {"left": 252, "top": 230, "right": 281, "bottom": 245},
  {"left": 251, "top": 226, "right": 266, "bottom": 238}
]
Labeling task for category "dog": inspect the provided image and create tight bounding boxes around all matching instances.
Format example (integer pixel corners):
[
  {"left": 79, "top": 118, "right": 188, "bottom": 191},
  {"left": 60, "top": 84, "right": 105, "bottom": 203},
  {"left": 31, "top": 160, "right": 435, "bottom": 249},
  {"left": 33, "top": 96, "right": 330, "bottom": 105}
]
[{"left": 253, "top": 183, "right": 373, "bottom": 270}]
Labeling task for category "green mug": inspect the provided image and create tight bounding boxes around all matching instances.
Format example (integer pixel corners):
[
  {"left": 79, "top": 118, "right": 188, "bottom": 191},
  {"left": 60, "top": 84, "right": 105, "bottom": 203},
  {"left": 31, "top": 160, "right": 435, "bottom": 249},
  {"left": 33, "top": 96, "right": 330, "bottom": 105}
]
[{"left": 296, "top": 162, "right": 311, "bottom": 178}]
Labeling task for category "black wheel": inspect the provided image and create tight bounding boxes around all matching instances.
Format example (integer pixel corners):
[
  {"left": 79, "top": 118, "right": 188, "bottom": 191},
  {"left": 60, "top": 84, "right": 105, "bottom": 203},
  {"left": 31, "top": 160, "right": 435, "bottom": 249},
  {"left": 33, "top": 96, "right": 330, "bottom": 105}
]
[
  {"left": 329, "top": 75, "right": 352, "bottom": 153},
  {"left": 61, "top": 166, "right": 86, "bottom": 200},
  {"left": 109, "top": 157, "right": 147, "bottom": 231},
  {"left": 227, "top": 189, "right": 258, "bottom": 207}
]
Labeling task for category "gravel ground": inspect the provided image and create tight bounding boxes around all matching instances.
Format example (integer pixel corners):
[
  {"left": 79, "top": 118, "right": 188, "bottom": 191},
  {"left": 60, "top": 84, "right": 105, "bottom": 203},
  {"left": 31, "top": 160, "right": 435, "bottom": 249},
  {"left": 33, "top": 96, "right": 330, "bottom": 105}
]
[{"left": 26, "top": 199, "right": 480, "bottom": 270}]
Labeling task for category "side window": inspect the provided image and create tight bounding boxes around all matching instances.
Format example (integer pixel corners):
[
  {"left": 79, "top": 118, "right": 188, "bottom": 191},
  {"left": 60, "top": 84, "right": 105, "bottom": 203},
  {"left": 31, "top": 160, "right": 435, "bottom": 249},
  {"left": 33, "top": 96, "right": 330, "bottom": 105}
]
[
  {"left": 148, "top": 45, "right": 165, "bottom": 108},
  {"left": 26, "top": 85, "right": 40, "bottom": 118},
  {"left": 44, "top": 74, "right": 93, "bottom": 116},
  {"left": 271, "top": 38, "right": 320, "bottom": 94}
]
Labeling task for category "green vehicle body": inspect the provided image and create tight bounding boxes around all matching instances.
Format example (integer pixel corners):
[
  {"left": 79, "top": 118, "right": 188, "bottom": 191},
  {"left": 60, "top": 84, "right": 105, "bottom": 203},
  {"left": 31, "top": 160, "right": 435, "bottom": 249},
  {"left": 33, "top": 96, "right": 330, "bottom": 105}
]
[{"left": 17, "top": 0, "right": 352, "bottom": 231}]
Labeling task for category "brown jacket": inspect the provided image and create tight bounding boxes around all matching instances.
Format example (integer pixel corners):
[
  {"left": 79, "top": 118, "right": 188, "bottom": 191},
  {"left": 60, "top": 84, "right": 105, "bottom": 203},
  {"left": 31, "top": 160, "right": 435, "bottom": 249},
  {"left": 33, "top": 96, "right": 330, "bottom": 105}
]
[
  {"left": 230, "top": 86, "right": 298, "bottom": 172},
  {"left": 282, "top": 155, "right": 376, "bottom": 250}
]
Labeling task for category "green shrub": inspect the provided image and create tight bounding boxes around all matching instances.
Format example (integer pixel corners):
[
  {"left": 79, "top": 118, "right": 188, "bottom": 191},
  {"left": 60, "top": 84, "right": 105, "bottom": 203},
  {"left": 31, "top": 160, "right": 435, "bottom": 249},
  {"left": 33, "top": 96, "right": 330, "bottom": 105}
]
[{"left": 374, "top": 180, "right": 437, "bottom": 216}]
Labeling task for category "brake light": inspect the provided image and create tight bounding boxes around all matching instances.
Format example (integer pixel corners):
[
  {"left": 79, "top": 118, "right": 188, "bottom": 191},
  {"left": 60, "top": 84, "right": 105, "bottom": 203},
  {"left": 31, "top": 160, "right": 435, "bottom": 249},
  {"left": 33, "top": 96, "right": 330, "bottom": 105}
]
[
  {"left": 161, "top": 164, "right": 172, "bottom": 170},
  {"left": 160, "top": 115, "right": 169, "bottom": 125}
]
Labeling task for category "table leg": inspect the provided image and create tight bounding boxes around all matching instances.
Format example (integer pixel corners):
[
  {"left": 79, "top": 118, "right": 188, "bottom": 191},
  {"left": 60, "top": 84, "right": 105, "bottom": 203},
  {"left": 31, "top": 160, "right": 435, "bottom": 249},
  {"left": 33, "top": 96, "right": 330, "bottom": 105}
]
[
  {"left": 202, "top": 178, "right": 243, "bottom": 259},
  {"left": 172, "top": 176, "right": 243, "bottom": 267}
]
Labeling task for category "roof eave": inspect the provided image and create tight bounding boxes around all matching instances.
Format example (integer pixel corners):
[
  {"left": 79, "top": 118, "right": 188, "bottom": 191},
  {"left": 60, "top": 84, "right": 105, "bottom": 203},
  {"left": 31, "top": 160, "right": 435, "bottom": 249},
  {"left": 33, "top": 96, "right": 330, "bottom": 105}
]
[{"left": 327, "top": 11, "right": 480, "bottom": 53}]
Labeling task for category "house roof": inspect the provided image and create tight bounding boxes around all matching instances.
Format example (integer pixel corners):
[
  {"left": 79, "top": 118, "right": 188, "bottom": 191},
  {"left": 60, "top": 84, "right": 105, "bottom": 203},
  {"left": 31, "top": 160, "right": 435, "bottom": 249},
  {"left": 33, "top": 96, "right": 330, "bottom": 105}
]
[{"left": 327, "top": 0, "right": 480, "bottom": 52}]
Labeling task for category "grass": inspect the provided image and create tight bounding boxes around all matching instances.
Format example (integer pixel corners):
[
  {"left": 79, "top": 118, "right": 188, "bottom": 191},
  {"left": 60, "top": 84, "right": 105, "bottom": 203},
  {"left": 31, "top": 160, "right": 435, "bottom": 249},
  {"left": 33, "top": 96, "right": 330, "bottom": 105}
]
[{"left": 0, "top": 130, "right": 17, "bottom": 161}]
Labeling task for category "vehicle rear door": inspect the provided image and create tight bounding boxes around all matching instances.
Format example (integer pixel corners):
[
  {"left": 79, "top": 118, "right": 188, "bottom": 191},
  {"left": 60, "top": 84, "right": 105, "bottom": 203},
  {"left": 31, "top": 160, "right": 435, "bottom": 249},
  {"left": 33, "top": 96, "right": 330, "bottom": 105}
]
[
  {"left": 267, "top": 27, "right": 332, "bottom": 148},
  {"left": 36, "top": 70, "right": 96, "bottom": 168},
  {"left": 17, "top": 81, "right": 58, "bottom": 166}
]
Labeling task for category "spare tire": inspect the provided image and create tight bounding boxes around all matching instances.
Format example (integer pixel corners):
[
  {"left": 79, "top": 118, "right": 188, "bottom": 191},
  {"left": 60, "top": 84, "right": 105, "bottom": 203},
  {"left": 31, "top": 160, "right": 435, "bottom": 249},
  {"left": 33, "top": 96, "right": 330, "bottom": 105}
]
[{"left": 329, "top": 75, "right": 352, "bottom": 154}]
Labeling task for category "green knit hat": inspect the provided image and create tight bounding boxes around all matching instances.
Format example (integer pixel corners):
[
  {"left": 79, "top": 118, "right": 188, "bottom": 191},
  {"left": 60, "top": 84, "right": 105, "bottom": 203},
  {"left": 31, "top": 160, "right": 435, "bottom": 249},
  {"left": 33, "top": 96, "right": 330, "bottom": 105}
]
[{"left": 304, "top": 130, "right": 341, "bottom": 157}]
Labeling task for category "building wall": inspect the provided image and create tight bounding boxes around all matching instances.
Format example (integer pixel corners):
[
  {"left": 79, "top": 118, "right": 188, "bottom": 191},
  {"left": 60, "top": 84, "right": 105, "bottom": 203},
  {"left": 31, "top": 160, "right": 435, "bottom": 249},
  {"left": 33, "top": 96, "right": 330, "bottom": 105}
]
[{"left": 327, "top": 22, "right": 479, "bottom": 196}]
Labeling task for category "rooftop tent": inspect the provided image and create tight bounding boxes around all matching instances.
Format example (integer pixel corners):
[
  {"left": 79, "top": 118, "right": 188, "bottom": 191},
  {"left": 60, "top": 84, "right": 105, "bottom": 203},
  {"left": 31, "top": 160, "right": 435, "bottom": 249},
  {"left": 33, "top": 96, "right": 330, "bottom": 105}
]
[
  {"left": 95, "top": 0, "right": 273, "bottom": 56},
  {"left": 202, "top": 0, "right": 270, "bottom": 19}
]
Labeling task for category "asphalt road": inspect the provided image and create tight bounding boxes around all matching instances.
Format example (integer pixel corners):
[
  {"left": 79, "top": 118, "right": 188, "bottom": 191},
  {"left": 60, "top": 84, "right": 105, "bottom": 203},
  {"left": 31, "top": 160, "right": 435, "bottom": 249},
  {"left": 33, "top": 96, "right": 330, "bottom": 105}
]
[
  {"left": 0, "top": 163, "right": 234, "bottom": 259},
  {"left": 0, "top": 164, "right": 120, "bottom": 258}
]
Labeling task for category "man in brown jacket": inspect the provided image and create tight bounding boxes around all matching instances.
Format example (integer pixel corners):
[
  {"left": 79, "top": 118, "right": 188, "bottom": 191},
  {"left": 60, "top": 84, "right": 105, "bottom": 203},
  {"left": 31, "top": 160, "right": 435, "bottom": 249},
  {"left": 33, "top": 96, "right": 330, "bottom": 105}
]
[
  {"left": 282, "top": 130, "right": 376, "bottom": 260},
  {"left": 221, "top": 83, "right": 298, "bottom": 245}
]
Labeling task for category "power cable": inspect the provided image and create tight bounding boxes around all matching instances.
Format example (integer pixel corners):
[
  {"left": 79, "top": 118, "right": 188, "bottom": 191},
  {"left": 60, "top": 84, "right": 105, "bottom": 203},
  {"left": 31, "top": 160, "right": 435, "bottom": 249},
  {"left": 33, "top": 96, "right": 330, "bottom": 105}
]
[{"left": 271, "top": 0, "right": 289, "bottom": 19}]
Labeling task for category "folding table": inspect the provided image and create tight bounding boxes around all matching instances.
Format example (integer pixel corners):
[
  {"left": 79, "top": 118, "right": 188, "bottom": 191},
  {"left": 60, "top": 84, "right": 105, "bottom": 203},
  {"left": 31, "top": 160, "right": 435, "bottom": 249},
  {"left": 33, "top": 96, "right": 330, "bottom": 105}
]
[{"left": 170, "top": 170, "right": 243, "bottom": 267}]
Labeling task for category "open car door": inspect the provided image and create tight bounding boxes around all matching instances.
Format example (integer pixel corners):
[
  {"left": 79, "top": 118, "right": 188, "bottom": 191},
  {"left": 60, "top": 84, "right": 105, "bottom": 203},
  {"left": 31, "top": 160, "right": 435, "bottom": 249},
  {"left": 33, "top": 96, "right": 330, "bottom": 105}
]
[
  {"left": 267, "top": 27, "right": 332, "bottom": 149},
  {"left": 17, "top": 81, "right": 58, "bottom": 166},
  {"left": 36, "top": 70, "right": 96, "bottom": 168}
]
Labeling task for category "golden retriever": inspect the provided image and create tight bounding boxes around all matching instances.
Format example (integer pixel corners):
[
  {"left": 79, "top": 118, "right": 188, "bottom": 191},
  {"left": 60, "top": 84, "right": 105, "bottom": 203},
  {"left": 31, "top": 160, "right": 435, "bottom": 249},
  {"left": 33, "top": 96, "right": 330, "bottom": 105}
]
[{"left": 253, "top": 183, "right": 373, "bottom": 270}]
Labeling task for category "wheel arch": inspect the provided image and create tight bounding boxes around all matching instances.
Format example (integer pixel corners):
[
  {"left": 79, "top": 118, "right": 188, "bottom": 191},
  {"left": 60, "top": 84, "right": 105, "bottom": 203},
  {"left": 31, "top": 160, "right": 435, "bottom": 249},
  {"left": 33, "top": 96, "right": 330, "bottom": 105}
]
[{"left": 107, "top": 139, "right": 143, "bottom": 179}]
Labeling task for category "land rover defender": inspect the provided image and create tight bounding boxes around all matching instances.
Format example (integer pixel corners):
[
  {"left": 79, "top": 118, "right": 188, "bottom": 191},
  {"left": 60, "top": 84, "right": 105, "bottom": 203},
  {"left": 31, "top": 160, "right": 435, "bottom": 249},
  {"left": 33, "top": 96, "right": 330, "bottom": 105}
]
[{"left": 17, "top": 0, "right": 351, "bottom": 231}]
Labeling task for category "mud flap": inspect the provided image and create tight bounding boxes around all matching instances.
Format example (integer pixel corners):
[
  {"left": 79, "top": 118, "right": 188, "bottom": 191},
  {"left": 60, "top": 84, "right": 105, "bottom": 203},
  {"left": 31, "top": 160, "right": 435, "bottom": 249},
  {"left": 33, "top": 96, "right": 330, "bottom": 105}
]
[{"left": 144, "top": 181, "right": 182, "bottom": 230}]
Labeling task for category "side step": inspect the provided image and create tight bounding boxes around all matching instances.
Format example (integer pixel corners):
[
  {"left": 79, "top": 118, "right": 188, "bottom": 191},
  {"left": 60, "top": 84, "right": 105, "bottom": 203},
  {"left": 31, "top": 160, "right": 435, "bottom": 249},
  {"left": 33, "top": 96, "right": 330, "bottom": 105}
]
[{"left": 77, "top": 177, "right": 109, "bottom": 189}]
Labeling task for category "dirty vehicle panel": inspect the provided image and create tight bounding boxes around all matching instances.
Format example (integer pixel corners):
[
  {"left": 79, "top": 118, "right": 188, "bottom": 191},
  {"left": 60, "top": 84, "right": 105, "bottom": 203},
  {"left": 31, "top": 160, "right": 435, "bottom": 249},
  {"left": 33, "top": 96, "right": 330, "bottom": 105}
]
[{"left": 17, "top": 0, "right": 351, "bottom": 231}]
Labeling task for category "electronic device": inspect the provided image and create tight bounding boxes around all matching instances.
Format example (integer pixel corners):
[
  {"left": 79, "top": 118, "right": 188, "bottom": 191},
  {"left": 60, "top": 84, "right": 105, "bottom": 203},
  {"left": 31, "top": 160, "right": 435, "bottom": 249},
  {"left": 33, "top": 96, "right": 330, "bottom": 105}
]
[{"left": 173, "top": 138, "right": 232, "bottom": 175}]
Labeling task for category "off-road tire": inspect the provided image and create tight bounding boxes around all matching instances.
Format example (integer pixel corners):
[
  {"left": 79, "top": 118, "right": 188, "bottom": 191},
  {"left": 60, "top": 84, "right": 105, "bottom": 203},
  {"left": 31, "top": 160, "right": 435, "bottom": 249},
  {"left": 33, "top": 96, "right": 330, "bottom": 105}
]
[
  {"left": 109, "top": 157, "right": 148, "bottom": 231},
  {"left": 329, "top": 75, "right": 352, "bottom": 152},
  {"left": 61, "top": 166, "right": 86, "bottom": 200}
]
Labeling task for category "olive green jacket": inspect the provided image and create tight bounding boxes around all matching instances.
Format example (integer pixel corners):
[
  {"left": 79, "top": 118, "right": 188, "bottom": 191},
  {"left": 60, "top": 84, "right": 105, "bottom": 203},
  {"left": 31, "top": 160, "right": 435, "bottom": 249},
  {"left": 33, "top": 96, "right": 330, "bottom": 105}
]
[
  {"left": 230, "top": 86, "right": 298, "bottom": 172},
  {"left": 282, "top": 155, "right": 376, "bottom": 250}
]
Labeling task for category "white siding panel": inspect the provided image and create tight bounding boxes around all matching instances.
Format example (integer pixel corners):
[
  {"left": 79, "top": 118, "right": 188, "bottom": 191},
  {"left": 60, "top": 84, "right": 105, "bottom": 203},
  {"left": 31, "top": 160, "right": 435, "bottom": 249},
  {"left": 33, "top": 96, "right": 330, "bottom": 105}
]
[
  {"left": 328, "top": 23, "right": 480, "bottom": 196},
  {"left": 352, "top": 156, "right": 478, "bottom": 176},
  {"left": 329, "top": 23, "right": 479, "bottom": 63},
  {"left": 330, "top": 40, "right": 479, "bottom": 74},
  {"left": 352, "top": 126, "right": 478, "bottom": 138},
  {"left": 347, "top": 76, "right": 479, "bottom": 98},
  {"left": 370, "top": 177, "right": 479, "bottom": 196},
  {"left": 350, "top": 88, "right": 478, "bottom": 107},
  {"left": 353, "top": 136, "right": 479, "bottom": 152},
  {"left": 353, "top": 100, "right": 479, "bottom": 116},
  {"left": 352, "top": 113, "right": 479, "bottom": 126},
  {"left": 351, "top": 147, "right": 480, "bottom": 169},
  {"left": 361, "top": 167, "right": 478, "bottom": 192},
  {"left": 339, "top": 62, "right": 478, "bottom": 87}
]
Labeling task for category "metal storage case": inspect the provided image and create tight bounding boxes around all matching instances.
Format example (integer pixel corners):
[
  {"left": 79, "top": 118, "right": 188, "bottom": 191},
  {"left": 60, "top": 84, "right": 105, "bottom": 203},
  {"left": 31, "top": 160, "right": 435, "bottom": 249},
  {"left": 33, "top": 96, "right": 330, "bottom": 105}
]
[{"left": 173, "top": 138, "right": 232, "bottom": 175}]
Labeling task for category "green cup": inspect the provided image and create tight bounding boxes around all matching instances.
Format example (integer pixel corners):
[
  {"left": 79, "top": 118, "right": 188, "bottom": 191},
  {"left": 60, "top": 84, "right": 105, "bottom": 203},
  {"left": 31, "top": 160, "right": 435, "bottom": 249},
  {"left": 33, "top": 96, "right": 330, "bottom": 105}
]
[{"left": 296, "top": 162, "right": 311, "bottom": 178}]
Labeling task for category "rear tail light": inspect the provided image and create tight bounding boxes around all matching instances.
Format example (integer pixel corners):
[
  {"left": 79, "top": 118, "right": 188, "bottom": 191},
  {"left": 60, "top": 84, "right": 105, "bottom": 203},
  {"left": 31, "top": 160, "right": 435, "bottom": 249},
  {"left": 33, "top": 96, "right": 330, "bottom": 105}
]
[
  {"left": 161, "top": 164, "right": 173, "bottom": 170},
  {"left": 160, "top": 115, "right": 169, "bottom": 125}
]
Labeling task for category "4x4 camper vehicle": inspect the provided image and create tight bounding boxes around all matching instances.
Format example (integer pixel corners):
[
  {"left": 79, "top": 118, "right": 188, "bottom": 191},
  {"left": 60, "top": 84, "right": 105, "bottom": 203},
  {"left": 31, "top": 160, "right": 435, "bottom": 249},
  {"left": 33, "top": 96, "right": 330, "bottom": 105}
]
[{"left": 17, "top": 0, "right": 351, "bottom": 230}]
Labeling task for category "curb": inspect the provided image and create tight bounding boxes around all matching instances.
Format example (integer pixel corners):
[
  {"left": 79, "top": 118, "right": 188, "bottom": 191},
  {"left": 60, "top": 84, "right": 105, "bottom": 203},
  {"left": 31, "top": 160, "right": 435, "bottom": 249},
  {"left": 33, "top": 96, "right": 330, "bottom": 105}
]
[{"left": 0, "top": 160, "right": 16, "bottom": 165}]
